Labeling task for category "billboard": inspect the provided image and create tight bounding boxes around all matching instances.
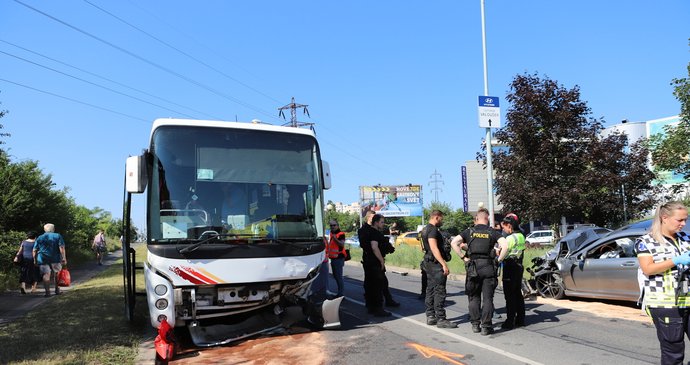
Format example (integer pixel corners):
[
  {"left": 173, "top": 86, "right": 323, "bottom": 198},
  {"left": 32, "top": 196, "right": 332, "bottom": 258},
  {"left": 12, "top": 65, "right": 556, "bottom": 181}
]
[
  {"left": 359, "top": 185, "right": 423, "bottom": 218},
  {"left": 647, "top": 116, "right": 685, "bottom": 185}
]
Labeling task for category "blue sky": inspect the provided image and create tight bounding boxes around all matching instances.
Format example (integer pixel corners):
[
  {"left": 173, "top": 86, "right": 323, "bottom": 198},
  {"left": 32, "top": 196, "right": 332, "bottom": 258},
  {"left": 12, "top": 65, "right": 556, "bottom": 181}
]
[{"left": 1, "top": 1, "right": 688, "bottom": 231}]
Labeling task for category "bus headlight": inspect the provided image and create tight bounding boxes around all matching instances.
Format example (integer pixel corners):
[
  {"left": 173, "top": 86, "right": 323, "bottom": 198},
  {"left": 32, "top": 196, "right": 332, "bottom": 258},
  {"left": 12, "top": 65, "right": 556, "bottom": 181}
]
[
  {"left": 154, "top": 284, "right": 168, "bottom": 296},
  {"left": 155, "top": 299, "right": 168, "bottom": 310}
]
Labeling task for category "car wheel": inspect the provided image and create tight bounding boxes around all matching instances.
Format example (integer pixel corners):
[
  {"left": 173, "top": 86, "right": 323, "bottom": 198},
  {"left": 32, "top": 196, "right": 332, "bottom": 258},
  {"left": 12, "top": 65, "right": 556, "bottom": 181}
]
[{"left": 535, "top": 271, "right": 565, "bottom": 299}]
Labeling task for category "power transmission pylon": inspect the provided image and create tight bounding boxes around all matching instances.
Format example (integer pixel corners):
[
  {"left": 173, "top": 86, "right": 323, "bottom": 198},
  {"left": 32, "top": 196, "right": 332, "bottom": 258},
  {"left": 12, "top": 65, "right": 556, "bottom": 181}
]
[
  {"left": 278, "top": 97, "right": 314, "bottom": 128},
  {"left": 429, "top": 169, "right": 444, "bottom": 202}
]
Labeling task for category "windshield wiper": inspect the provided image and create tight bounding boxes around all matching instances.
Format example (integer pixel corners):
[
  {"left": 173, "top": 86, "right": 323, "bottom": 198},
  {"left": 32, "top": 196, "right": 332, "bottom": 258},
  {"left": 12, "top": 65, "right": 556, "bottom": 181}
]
[
  {"left": 178, "top": 233, "right": 260, "bottom": 254},
  {"left": 178, "top": 234, "right": 223, "bottom": 254},
  {"left": 264, "top": 238, "right": 318, "bottom": 252}
]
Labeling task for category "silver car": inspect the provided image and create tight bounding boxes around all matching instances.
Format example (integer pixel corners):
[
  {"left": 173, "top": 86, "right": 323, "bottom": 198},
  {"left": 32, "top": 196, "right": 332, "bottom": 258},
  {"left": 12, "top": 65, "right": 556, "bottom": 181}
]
[{"left": 533, "top": 220, "right": 682, "bottom": 303}]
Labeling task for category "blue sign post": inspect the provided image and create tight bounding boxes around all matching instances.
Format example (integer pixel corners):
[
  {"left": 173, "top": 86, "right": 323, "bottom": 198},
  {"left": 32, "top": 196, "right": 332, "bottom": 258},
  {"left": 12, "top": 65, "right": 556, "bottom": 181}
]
[{"left": 478, "top": 96, "right": 501, "bottom": 128}]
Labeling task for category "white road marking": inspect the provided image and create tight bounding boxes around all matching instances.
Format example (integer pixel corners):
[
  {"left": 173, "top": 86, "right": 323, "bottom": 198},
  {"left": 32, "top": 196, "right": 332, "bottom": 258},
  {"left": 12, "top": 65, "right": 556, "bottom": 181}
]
[{"left": 344, "top": 296, "right": 545, "bottom": 365}]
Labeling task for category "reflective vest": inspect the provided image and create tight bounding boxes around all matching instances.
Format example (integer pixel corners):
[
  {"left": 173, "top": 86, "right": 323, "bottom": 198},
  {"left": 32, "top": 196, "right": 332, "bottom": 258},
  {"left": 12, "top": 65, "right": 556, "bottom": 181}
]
[
  {"left": 638, "top": 232, "right": 690, "bottom": 308},
  {"left": 328, "top": 231, "right": 346, "bottom": 259},
  {"left": 505, "top": 232, "right": 525, "bottom": 259}
]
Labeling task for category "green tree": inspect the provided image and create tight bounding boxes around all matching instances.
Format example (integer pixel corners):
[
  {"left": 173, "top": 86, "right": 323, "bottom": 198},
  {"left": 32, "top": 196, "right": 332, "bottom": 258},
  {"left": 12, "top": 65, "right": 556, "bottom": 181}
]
[
  {"left": 648, "top": 45, "right": 690, "bottom": 185},
  {"left": 0, "top": 158, "right": 58, "bottom": 232},
  {"left": 0, "top": 99, "right": 9, "bottom": 146},
  {"left": 324, "top": 206, "right": 359, "bottom": 234},
  {"left": 424, "top": 202, "right": 474, "bottom": 235},
  {"left": 489, "top": 73, "right": 657, "bottom": 227}
]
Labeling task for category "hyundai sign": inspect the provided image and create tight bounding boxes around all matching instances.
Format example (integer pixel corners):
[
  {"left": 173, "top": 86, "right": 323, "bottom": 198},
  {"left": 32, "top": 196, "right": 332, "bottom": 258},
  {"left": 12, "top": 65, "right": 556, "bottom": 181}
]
[{"left": 478, "top": 96, "right": 501, "bottom": 128}]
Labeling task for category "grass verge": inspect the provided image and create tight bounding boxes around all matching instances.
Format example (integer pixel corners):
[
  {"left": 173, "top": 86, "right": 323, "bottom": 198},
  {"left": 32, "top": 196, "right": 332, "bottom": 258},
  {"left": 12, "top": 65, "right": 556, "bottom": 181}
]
[
  {"left": 348, "top": 244, "right": 551, "bottom": 276},
  {"left": 0, "top": 246, "right": 149, "bottom": 365}
]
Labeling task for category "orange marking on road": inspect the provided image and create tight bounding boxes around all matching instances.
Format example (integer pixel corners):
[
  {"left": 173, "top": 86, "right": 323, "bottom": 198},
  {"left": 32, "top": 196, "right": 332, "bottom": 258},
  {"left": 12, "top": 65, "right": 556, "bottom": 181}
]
[{"left": 407, "top": 342, "right": 467, "bottom": 365}]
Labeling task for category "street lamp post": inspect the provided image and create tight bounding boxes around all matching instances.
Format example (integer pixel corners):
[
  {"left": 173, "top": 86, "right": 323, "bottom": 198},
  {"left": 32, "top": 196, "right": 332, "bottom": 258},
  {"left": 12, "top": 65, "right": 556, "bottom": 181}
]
[{"left": 480, "top": 0, "right": 495, "bottom": 226}]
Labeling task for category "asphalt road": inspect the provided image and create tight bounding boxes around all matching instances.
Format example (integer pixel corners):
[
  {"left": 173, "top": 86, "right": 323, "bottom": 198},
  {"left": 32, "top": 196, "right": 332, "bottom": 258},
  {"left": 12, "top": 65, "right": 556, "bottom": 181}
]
[
  {"left": 159, "top": 262, "right": 686, "bottom": 365},
  {"left": 3, "top": 253, "right": 680, "bottom": 365}
]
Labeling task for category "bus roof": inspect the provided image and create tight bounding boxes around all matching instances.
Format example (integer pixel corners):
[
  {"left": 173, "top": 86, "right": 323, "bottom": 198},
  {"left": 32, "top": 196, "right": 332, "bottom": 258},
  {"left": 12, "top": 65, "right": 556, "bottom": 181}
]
[{"left": 150, "top": 118, "right": 316, "bottom": 141}]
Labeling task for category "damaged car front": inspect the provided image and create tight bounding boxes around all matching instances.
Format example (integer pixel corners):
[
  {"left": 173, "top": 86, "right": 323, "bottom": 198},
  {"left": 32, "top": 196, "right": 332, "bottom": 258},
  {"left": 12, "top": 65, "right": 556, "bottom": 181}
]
[{"left": 526, "top": 226, "right": 613, "bottom": 300}]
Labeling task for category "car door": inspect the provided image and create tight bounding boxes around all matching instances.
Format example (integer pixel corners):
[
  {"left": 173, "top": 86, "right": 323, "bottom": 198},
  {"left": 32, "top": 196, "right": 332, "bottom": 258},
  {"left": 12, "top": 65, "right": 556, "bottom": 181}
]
[
  {"left": 564, "top": 236, "right": 639, "bottom": 301},
  {"left": 405, "top": 232, "right": 420, "bottom": 246}
]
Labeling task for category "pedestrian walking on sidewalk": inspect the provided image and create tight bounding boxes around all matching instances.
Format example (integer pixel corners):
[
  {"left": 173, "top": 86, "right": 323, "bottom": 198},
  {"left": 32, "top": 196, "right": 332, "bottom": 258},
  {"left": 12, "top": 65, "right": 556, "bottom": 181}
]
[
  {"left": 33, "top": 223, "right": 67, "bottom": 297},
  {"left": 13, "top": 231, "right": 40, "bottom": 294},
  {"left": 92, "top": 229, "right": 107, "bottom": 265}
]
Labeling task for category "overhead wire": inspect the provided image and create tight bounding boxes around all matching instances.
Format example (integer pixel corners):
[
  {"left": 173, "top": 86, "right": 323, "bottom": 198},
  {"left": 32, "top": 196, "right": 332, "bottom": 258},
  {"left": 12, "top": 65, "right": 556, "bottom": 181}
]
[
  {"left": 82, "top": 0, "right": 282, "bottom": 104},
  {"left": 123, "top": 0, "right": 268, "bottom": 89},
  {"left": 13, "top": 0, "right": 282, "bottom": 122},
  {"left": 0, "top": 49, "right": 198, "bottom": 118},
  {"left": 0, "top": 78, "right": 148, "bottom": 122},
  {"left": 0, "top": 39, "right": 223, "bottom": 120},
  {"left": 9, "top": 0, "right": 396, "bottom": 185},
  {"left": 110, "top": 0, "right": 395, "bottom": 177}
]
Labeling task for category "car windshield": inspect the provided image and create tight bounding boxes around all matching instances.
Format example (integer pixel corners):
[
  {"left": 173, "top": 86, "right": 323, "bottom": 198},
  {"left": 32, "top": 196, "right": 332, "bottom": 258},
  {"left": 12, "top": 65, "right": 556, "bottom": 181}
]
[{"left": 147, "top": 125, "right": 325, "bottom": 242}]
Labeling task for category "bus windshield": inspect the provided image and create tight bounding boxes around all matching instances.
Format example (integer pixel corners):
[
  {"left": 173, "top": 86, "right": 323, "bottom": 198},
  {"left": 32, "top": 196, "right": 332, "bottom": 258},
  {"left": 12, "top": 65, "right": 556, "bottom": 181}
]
[{"left": 147, "top": 125, "right": 325, "bottom": 242}]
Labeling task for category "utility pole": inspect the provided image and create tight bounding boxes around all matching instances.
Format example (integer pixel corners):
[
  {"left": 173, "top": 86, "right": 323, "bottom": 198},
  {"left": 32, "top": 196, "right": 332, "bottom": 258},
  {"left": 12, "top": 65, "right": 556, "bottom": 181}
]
[
  {"left": 429, "top": 169, "right": 444, "bottom": 203},
  {"left": 480, "top": 0, "right": 495, "bottom": 227},
  {"left": 278, "top": 97, "right": 314, "bottom": 128}
]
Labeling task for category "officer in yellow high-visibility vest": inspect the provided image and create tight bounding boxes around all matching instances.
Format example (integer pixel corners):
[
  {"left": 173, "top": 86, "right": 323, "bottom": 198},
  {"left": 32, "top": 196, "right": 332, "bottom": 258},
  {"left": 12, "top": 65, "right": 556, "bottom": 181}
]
[{"left": 497, "top": 215, "right": 526, "bottom": 330}]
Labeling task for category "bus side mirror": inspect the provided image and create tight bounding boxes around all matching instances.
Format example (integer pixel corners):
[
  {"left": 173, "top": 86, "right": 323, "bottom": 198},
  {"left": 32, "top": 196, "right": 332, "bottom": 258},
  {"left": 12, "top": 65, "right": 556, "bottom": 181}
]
[
  {"left": 126, "top": 155, "right": 147, "bottom": 193},
  {"left": 322, "top": 160, "right": 332, "bottom": 190}
]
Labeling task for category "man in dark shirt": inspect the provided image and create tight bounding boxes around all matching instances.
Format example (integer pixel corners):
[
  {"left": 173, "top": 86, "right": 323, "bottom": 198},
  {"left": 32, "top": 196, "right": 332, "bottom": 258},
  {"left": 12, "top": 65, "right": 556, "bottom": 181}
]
[
  {"left": 359, "top": 213, "right": 392, "bottom": 317},
  {"left": 451, "top": 208, "right": 507, "bottom": 335},
  {"left": 421, "top": 210, "right": 457, "bottom": 328}
]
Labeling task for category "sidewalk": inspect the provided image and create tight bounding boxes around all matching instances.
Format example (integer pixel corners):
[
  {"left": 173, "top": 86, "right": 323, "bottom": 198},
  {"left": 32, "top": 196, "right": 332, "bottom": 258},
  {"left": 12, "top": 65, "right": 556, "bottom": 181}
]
[{"left": 0, "top": 249, "right": 123, "bottom": 326}]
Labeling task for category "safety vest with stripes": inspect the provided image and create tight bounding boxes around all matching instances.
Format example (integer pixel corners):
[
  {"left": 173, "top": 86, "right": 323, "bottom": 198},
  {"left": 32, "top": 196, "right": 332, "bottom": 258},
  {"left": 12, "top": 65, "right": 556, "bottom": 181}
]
[
  {"left": 328, "top": 231, "right": 346, "bottom": 259},
  {"left": 505, "top": 232, "right": 525, "bottom": 259}
]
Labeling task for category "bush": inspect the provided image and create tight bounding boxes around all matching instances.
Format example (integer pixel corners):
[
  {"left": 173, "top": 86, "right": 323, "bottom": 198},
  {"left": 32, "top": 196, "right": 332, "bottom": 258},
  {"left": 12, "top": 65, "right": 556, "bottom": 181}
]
[{"left": 0, "top": 230, "right": 27, "bottom": 291}]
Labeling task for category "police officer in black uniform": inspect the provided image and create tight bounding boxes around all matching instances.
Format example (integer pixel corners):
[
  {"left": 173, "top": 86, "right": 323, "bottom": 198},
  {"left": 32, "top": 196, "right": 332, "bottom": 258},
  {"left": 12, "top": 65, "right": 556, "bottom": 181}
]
[
  {"left": 451, "top": 207, "right": 507, "bottom": 335},
  {"left": 359, "top": 213, "right": 392, "bottom": 317},
  {"left": 421, "top": 210, "right": 458, "bottom": 328}
]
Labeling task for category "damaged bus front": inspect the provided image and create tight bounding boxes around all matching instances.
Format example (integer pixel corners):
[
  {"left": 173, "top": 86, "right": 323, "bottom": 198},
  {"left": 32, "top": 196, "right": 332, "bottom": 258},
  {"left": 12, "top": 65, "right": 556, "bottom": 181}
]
[{"left": 122, "top": 118, "right": 341, "bottom": 356}]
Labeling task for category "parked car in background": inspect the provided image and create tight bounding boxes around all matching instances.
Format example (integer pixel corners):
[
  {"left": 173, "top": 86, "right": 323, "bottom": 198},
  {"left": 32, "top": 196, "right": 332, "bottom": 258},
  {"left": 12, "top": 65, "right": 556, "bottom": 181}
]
[
  {"left": 395, "top": 231, "right": 421, "bottom": 248},
  {"left": 525, "top": 230, "right": 555, "bottom": 247},
  {"left": 344, "top": 235, "right": 359, "bottom": 247},
  {"left": 531, "top": 220, "right": 685, "bottom": 303}
]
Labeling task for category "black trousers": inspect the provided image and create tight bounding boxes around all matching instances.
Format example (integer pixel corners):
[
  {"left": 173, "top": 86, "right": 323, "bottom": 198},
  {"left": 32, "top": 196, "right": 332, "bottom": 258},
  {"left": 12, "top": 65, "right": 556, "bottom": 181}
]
[
  {"left": 466, "top": 260, "right": 497, "bottom": 328},
  {"left": 363, "top": 263, "right": 384, "bottom": 310},
  {"left": 423, "top": 261, "right": 447, "bottom": 319},
  {"left": 421, "top": 264, "right": 427, "bottom": 296},
  {"left": 502, "top": 259, "right": 525, "bottom": 326},
  {"left": 649, "top": 307, "right": 690, "bottom": 365},
  {"left": 382, "top": 272, "right": 395, "bottom": 303}
]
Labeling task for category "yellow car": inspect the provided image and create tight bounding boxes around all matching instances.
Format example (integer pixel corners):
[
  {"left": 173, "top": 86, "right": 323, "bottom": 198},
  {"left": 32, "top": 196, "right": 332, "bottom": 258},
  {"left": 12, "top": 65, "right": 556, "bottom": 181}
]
[{"left": 395, "top": 231, "right": 422, "bottom": 248}]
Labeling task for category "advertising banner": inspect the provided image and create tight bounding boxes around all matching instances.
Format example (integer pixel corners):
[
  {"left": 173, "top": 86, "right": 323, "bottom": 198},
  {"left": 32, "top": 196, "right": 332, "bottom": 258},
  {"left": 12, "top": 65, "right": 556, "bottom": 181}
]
[
  {"left": 359, "top": 185, "right": 423, "bottom": 218},
  {"left": 647, "top": 116, "right": 686, "bottom": 185}
]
